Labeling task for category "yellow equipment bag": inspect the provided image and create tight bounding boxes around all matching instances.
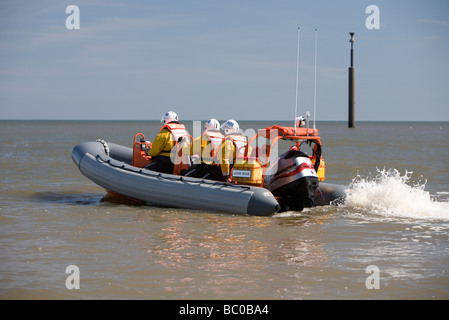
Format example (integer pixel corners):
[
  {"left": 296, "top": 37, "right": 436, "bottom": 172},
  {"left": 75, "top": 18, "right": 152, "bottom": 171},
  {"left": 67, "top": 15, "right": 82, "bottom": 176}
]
[{"left": 231, "top": 159, "right": 264, "bottom": 187}]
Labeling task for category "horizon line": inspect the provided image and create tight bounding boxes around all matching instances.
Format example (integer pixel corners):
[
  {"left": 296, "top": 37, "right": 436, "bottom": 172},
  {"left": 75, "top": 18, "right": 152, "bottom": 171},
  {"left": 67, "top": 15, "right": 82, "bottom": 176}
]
[{"left": 0, "top": 119, "right": 447, "bottom": 123}]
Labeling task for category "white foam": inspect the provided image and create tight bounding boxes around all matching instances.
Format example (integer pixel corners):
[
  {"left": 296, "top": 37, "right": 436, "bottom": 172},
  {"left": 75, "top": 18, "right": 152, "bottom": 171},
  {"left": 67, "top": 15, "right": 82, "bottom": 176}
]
[{"left": 344, "top": 168, "right": 449, "bottom": 221}]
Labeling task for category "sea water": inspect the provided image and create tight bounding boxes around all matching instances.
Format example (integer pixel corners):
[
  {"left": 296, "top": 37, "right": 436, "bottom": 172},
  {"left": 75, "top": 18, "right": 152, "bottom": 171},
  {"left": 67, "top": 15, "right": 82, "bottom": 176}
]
[{"left": 0, "top": 120, "right": 448, "bottom": 300}]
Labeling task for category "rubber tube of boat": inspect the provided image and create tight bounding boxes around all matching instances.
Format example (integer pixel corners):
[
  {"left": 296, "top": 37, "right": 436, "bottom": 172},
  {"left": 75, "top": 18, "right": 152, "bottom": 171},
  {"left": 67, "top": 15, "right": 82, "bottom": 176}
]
[
  {"left": 72, "top": 141, "right": 281, "bottom": 216},
  {"left": 246, "top": 189, "right": 281, "bottom": 216}
]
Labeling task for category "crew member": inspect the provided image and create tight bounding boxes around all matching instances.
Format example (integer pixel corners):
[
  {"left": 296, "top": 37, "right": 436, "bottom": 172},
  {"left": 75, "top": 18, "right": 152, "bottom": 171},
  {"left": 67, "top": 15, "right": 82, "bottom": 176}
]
[
  {"left": 145, "top": 111, "right": 189, "bottom": 174},
  {"left": 182, "top": 118, "right": 225, "bottom": 181},
  {"left": 296, "top": 116, "right": 305, "bottom": 128},
  {"left": 219, "top": 119, "right": 248, "bottom": 183}
]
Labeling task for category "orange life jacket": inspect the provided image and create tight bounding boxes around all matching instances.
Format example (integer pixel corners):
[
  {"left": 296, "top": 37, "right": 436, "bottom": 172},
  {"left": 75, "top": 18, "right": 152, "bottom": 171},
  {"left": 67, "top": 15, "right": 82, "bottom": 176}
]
[
  {"left": 203, "top": 129, "right": 224, "bottom": 162},
  {"left": 161, "top": 122, "right": 189, "bottom": 143},
  {"left": 225, "top": 133, "right": 247, "bottom": 160},
  {"left": 162, "top": 122, "right": 191, "bottom": 175}
]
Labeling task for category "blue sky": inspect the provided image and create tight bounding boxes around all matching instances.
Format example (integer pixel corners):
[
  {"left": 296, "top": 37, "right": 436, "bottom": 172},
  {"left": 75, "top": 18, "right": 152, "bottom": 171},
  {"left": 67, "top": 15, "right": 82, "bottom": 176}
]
[{"left": 1, "top": 0, "right": 448, "bottom": 121}]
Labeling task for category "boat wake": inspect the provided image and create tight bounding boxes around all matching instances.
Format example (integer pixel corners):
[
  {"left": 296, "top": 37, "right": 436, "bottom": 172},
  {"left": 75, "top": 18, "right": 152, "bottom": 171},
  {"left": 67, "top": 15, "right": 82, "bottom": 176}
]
[{"left": 344, "top": 168, "right": 449, "bottom": 221}]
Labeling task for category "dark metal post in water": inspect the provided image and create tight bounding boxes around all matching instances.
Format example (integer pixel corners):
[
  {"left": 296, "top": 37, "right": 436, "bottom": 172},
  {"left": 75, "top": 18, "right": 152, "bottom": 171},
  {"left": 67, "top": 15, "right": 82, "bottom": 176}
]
[{"left": 348, "top": 32, "right": 356, "bottom": 128}]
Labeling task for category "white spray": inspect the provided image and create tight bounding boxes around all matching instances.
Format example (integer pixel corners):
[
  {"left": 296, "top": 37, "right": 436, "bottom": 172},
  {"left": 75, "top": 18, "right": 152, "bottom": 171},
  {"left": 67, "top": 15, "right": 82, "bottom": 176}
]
[{"left": 345, "top": 168, "right": 449, "bottom": 221}]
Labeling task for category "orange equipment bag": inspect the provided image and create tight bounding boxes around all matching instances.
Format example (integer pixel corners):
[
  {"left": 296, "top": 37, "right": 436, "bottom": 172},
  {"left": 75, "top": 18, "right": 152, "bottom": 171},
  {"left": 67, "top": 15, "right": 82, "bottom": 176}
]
[{"left": 132, "top": 133, "right": 152, "bottom": 168}]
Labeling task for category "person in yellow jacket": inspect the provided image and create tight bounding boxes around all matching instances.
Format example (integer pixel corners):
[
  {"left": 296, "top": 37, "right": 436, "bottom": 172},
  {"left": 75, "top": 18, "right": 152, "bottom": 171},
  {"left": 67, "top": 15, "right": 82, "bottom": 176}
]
[
  {"left": 182, "top": 118, "right": 226, "bottom": 181},
  {"left": 144, "top": 111, "right": 189, "bottom": 174},
  {"left": 219, "top": 119, "right": 248, "bottom": 183}
]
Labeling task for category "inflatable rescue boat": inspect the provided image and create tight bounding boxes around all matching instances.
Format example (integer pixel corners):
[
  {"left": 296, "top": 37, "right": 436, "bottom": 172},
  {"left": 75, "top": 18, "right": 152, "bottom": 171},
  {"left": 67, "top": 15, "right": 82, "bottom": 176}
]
[{"left": 71, "top": 125, "right": 347, "bottom": 216}]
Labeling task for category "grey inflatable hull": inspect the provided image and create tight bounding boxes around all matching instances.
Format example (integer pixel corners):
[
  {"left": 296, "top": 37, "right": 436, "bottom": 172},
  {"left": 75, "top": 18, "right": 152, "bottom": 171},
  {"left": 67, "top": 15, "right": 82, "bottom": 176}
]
[
  {"left": 72, "top": 141, "right": 281, "bottom": 216},
  {"left": 314, "top": 182, "right": 348, "bottom": 207},
  {"left": 71, "top": 141, "right": 348, "bottom": 216}
]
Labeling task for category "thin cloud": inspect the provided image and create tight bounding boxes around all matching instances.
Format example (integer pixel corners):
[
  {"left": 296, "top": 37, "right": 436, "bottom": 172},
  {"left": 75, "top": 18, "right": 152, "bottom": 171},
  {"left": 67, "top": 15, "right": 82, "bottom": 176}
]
[
  {"left": 417, "top": 19, "right": 449, "bottom": 26},
  {"left": 25, "top": 15, "right": 189, "bottom": 46}
]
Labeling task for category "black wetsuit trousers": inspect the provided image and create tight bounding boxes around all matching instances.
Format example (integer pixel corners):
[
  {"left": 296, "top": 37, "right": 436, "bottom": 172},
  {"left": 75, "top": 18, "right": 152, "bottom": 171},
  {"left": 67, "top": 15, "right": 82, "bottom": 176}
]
[
  {"left": 144, "top": 155, "right": 174, "bottom": 174},
  {"left": 183, "top": 163, "right": 226, "bottom": 182}
]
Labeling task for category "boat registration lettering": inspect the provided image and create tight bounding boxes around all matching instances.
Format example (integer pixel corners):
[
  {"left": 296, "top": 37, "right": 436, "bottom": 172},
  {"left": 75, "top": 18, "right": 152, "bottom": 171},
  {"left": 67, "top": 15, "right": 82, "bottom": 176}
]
[{"left": 232, "top": 170, "right": 252, "bottom": 178}]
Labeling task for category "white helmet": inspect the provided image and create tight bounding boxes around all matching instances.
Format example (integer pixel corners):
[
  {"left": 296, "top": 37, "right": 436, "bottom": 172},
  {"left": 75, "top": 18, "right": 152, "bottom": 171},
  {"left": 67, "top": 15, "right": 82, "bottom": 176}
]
[
  {"left": 221, "top": 119, "right": 239, "bottom": 135},
  {"left": 204, "top": 118, "right": 220, "bottom": 130},
  {"left": 296, "top": 116, "right": 305, "bottom": 128},
  {"left": 161, "top": 111, "right": 178, "bottom": 125}
]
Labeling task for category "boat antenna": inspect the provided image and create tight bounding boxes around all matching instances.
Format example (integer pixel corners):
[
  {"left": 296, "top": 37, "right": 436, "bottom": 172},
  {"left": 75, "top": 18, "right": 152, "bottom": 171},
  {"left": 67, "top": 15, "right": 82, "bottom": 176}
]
[
  {"left": 294, "top": 27, "right": 300, "bottom": 136},
  {"left": 313, "top": 28, "right": 317, "bottom": 133}
]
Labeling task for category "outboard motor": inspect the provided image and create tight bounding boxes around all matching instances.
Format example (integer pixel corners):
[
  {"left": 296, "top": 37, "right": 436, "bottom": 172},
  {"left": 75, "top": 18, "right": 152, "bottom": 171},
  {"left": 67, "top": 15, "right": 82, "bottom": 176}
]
[{"left": 264, "top": 148, "right": 319, "bottom": 212}]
